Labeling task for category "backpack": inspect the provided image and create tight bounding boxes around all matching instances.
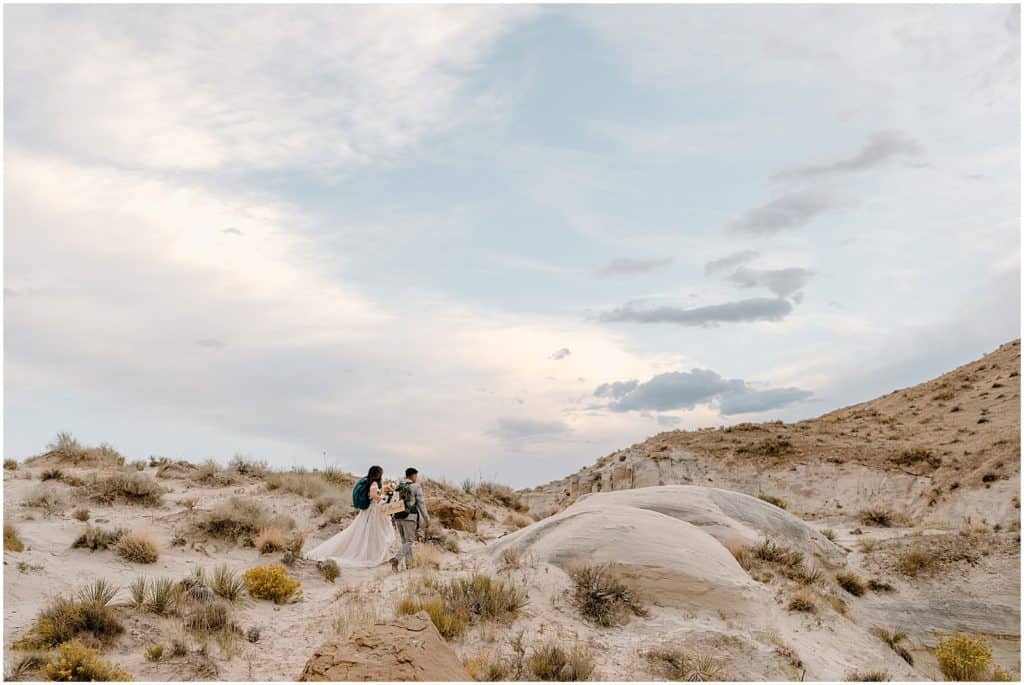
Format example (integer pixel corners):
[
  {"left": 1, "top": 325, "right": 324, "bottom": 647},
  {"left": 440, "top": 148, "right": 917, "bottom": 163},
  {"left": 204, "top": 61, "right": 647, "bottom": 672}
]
[
  {"left": 352, "top": 478, "right": 371, "bottom": 510},
  {"left": 392, "top": 480, "right": 416, "bottom": 519}
]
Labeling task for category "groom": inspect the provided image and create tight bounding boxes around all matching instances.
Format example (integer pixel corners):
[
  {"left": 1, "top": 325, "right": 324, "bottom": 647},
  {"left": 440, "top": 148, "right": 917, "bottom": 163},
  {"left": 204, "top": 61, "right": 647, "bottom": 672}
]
[{"left": 390, "top": 467, "right": 430, "bottom": 571}]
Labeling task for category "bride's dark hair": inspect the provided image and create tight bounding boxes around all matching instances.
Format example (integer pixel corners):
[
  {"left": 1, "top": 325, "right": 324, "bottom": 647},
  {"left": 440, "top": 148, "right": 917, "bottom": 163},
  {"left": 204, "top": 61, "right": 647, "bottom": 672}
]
[{"left": 365, "top": 465, "right": 383, "bottom": 488}]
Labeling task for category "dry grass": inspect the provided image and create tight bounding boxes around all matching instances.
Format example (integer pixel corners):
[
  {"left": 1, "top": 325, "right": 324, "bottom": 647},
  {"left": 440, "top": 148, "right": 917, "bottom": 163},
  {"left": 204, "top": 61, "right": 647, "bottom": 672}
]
[
  {"left": 332, "top": 598, "right": 381, "bottom": 640},
  {"left": 254, "top": 526, "right": 286, "bottom": 554},
  {"left": 569, "top": 563, "right": 646, "bottom": 627},
  {"left": 13, "top": 581, "right": 124, "bottom": 650},
  {"left": 845, "top": 669, "right": 890, "bottom": 681},
  {"left": 42, "top": 640, "right": 131, "bottom": 681},
  {"left": 836, "top": 571, "right": 866, "bottom": 596},
  {"left": 399, "top": 573, "right": 527, "bottom": 639},
  {"left": 504, "top": 512, "right": 532, "bottom": 530},
  {"left": 528, "top": 641, "right": 595, "bottom": 681},
  {"left": 30, "top": 432, "right": 125, "bottom": 468},
  {"left": 787, "top": 589, "right": 817, "bottom": 612},
  {"left": 413, "top": 544, "right": 444, "bottom": 569},
  {"left": 474, "top": 481, "right": 528, "bottom": 512},
  {"left": 22, "top": 486, "right": 65, "bottom": 515},
  {"left": 464, "top": 650, "right": 511, "bottom": 681},
  {"left": 242, "top": 564, "right": 301, "bottom": 604},
  {"left": 183, "top": 601, "right": 231, "bottom": 633},
  {"left": 82, "top": 471, "right": 164, "bottom": 506},
  {"left": 757, "top": 493, "right": 788, "bottom": 509},
  {"left": 72, "top": 525, "right": 125, "bottom": 551},
  {"left": 870, "top": 627, "right": 913, "bottom": 665},
  {"left": 72, "top": 508, "right": 90, "bottom": 522},
  {"left": 5, "top": 523, "right": 25, "bottom": 552},
  {"left": 646, "top": 648, "right": 723, "bottom": 681},
  {"left": 397, "top": 596, "right": 468, "bottom": 640},
  {"left": 116, "top": 530, "right": 160, "bottom": 563},
  {"left": 859, "top": 508, "right": 896, "bottom": 527},
  {"left": 200, "top": 496, "right": 293, "bottom": 546},
  {"left": 4, "top": 458, "right": 18, "bottom": 470}
]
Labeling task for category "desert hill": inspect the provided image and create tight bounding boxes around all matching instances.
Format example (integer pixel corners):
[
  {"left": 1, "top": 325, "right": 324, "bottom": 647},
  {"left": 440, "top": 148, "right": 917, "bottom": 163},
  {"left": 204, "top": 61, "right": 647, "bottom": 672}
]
[{"left": 522, "top": 339, "right": 1021, "bottom": 528}]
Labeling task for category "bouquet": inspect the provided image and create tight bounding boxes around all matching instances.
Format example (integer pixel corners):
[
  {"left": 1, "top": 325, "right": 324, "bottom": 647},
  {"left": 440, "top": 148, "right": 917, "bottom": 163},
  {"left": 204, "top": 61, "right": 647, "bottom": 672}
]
[{"left": 380, "top": 480, "right": 406, "bottom": 516}]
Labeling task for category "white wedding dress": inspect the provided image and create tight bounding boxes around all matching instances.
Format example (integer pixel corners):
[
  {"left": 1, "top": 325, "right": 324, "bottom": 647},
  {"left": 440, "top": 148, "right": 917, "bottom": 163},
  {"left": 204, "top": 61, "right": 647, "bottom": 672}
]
[{"left": 306, "top": 483, "right": 397, "bottom": 567}]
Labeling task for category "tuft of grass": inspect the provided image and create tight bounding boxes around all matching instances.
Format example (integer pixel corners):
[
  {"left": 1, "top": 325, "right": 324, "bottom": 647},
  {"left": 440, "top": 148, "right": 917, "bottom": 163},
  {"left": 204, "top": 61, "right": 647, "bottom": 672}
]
[
  {"left": 474, "top": 481, "right": 528, "bottom": 512},
  {"left": 254, "top": 526, "right": 286, "bottom": 554},
  {"left": 34, "top": 433, "right": 125, "bottom": 468},
  {"left": 200, "top": 497, "right": 292, "bottom": 546},
  {"left": 242, "top": 564, "right": 301, "bottom": 604},
  {"left": 77, "top": 579, "right": 119, "bottom": 607},
  {"left": 192, "top": 459, "right": 241, "bottom": 487},
  {"left": 331, "top": 598, "right": 381, "bottom": 640},
  {"left": 934, "top": 634, "right": 992, "bottom": 681},
  {"left": 845, "top": 669, "right": 890, "bottom": 681},
  {"left": 211, "top": 565, "right": 245, "bottom": 601},
  {"left": 753, "top": 538, "right": 803, "bottom": 567},
  {"left": 785, "top": 563, "right": 824, "bottom": 586},
  {"left": 82, "top": 471, "right": 164, "bottom": 506},
  {"left": 42, "top": 640, "right": 131, "bottom": 681},
  {"left": 145, "top": 644, "right": 164, "bottom": 662},
  {"left": 646, "top": 649, "right": 722, "bottom": 681},
  {"left": 859, "top": 508, "right": 895, "bottom": 528},
  {"left": 5, "top": 651, "right": 45, "bottom": 681},
  {"left": 787, "top": 589, "right": 817, "bottom": 613},
  {"left": 867, "top": 579, "right": 895, "bottom": 593},
  {"left": 116, "top": 530, "right": 159, "bottom": 564},
  {"left": 129, "top": 578, "right": 147, "bottom": 608},
  {"left": 836, "top": 571, "right": 867, "bottom": 597},
  {"left": 464, "top": 651, "right": 510, "bottom": 681},
  {"left": 72, "top": 508, "right": 90, "bottom": 522},
  {"left": 22, "top": 486, "right": 65, "bottom": 515},
  {"left": 858, "top": 539, "right": 879, "bottom": 553},
  {"left": 528, "top": 642, "right": 595, "bottom": 681},
  {"left": 821, "top": 528, "right": 836, "bottom": 541},
  {"left": 41, "top": 468, "right": 65, "bottom": 482},
  {"left": 504, "top": 512, "right": 532, "bottom": 529},
  {"left": 399, "top": 573, "right": 526, "bottom": 639},
  {"left": 499, "top": 547, "right": 522, "bottom": 570},
  {"left": 870, "top": 627, "right": 913, "bottom": 665},
  {"left": 757, "top": 493, "right": 788, "bottom": 509},
  {"left": 896, "top": 547, "right": 937, "bottom": 577},
  {"left": 4, "top": 458, "right": 18, "bottom": 471},
  {"left": 318, "top": 559, "right": 340, "bottom": 583},
  {"left": 72, "top": 525, "right": 125, "bottom": 551},
  {"left": 227, "top": 454, "right": 268, "bottom": 479},
  {"left": 5, "top": 523, "right": 25, "bottom": 552},
  {"left": 569, "top": 563, "right": 646, "bottom": 627},
  {"left": 183, "top": 601, "right": 230, "bottom": 634},
  {"left": 397, "top": 596, "right": 468, "bottom": 640},
  {"left": 413, "top": 544, "right": 444, "bottom": 569},
  {"left": 145, "top": 577, "right": 182, "bottom": 616}
]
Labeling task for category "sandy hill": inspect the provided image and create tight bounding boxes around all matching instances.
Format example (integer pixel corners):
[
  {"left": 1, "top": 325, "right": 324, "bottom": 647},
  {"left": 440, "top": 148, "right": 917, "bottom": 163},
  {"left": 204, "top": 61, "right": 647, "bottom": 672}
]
[{"left": 522, "top": 339, "right": 1021, "bottom": 527}]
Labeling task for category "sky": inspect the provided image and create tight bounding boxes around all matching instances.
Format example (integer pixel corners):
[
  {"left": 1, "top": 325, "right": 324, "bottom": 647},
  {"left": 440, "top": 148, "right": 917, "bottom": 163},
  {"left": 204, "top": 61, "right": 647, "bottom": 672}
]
[{"left": 4, "top": 5, "right": 1020, "bottom": 488}]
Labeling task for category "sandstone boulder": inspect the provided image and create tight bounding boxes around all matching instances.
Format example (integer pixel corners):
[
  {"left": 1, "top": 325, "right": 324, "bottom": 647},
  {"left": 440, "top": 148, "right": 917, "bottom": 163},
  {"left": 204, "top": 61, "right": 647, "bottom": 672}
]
[
  {"left": 425, "top": 497, "right": 479, "bottom": 533},
  {"left": 299, "top": 611, "right": 470, "bottom": 681}
]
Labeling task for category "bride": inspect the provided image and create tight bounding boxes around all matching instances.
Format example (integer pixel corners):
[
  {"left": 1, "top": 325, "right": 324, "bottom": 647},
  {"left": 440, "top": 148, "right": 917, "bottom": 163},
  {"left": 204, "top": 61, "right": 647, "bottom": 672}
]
[{"left": 306, "top": 465, "right": 396, "bottom": 567}]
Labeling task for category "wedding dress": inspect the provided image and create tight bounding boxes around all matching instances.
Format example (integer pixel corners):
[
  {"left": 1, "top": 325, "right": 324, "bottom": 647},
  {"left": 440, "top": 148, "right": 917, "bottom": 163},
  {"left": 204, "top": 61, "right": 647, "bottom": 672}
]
[{"left": 306, "top": 482, "right": 396, "bottom": 567}]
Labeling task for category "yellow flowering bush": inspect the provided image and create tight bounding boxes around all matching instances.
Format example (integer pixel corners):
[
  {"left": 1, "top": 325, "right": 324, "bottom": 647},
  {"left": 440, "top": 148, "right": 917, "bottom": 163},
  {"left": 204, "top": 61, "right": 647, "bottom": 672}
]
[
  {"left": 42, "top": 640, "right": 131, "bottom": 681},
  {"left": 934, "top": 634, "right": 991, "bottom": 681},
  {"left": 242, "top": 564, "right": 301, "bottom": 604}
]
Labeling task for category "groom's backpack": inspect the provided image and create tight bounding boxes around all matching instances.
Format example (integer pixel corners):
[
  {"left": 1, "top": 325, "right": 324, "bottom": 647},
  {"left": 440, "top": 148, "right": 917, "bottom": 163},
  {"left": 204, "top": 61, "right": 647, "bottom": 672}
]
[
  {"left": 392, "top": 480, "right": 415, "bottom": 520},
  {"left": 352, "top": 478, "right": 371, "bottom": 510}
]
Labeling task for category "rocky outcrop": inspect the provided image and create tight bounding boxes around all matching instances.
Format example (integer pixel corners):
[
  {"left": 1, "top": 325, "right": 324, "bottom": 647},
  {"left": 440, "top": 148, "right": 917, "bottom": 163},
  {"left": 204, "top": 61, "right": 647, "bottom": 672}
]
[
  {"left": 298, "top": 612, "right": 470, "bottom": 681},
  {"left": 425, "top": 497, "right": 479, "bottom": 533}
]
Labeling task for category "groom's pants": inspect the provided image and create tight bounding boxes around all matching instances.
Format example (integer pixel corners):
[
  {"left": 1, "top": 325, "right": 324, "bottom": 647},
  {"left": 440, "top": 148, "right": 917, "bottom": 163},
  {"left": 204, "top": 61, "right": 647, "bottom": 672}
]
[{"left": 393, "top": 517, "right": 418, "bottom": 566}]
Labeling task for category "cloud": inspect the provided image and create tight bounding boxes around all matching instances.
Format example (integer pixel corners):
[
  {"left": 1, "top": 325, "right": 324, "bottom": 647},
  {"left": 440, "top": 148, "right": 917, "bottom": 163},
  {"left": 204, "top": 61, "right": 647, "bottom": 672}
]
[
  {"left": 727, "top": 188, "right": 836, "bottom": 235},
  {"left": 598, "top": 368, "right": 812, "bottom": 415},
  {"left": 601, "top": 297, "right": 793, "bottom": 326},
  {"left": 196, "top": 338, "right": 225, "bottom": 350},
  {"left": 775, "top": 131, "right": 923, "bottom": 180},
  {"left": 594, "top": 379, "right": 639, "bottom": 399},
  {"left": 488, "top": 418, "right": 571, "bottom": 442},
  {"left": 704, "top": 250, "right": 759, "bottom": 275},
  {"left": 550, "top": 347, "right": 571, "bottom": 360},
  {"left": 726, "top": 266, "right": 815, "bottom": 299},
  {"left": 656, "top": 415, "right": 681, "bottom": 426},
  {"left": 4, "top": 288, "right": 19, "bottom": 297},
  {"left": 222, "top": 227, "right": 243, "bottom": 236},
  {"left": 598, "top": 257, "right": 673, "bottom": 276}
]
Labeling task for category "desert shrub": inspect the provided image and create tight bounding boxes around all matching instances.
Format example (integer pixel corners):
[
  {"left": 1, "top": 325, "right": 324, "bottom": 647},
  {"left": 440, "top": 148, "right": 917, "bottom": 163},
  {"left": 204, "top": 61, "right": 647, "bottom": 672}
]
[
  {"left": 892, "top": 448, "right": 941, "bottom": 469},
  {"left": 14, "top": 585, "right": 123, "bottom": 650},
  {"left": 504, "top": 512, "right": 532, "bottom": 529},
  {"left": 787, "top": 589, "right": 816, "bottom": 612},
  {"left": 183, "top": 601, "right": 230, "bottom": 633},
  {"left": 5, "top": 523, "right": 25, "bottom": 552},
  {"left": 5, "top": 652, "right": 45, "bottom": 680},
  {"left": 83, "top": 471, "right": 164, "bottom": 506},
  {"left": 72, "top": 509, "right": 90, "bottom": 522},
  {"left": 757, "top": 493, "right": 787, "bottom": 509},
  {"left": 145, "top": 644, "right": 164, "bottom": 662},
  {"left": 192, "top": 459, "right": 240, "bottom": 487},
  {"left": 870, "top": 627, "right": 913, "bottom": 665},
  {"left": 528, "top": 642, "right": 594, "bottom": 681},
  {"left": 265, "top": 470, "right": 335, "bottom": 499},
  {"left": 397, "top": 596, "right": 468, "bottom": 640},
  {"left": 4, "top": 458, "right": 18, "bottom": 470},
  {"left": 227, "top": 454, "right": 268, "bottom": 478},
  {"left": 836, "top": 571, "right": 866, "bottom": 596},
  {"left": 22, "top": 486, "right": 65, "bottom": 515},
  {"left": 737, "top": 436, "right": 793, "bottom": 457},
  {"left": 33, "top": 433, "right": 125, "bottom": 468},
  {"left": 210, "top": 565, "right": 244, "bottom": 601},
  {"left": 569, "top": 563, "right": 646, "bottom": 627},
  {"left": 474, "top": 481, "right": 527, "bottom": 512},
  {"left": 72, "top": 525, "right": 125, "bottom": 551},
  {"left": 145, "top": 578, "right": 182, "bottom": 616},
  {"left": 646, "top": 649, "right": 722, "bottom": 681},
  {"left": 500, "top": 547, "right": 522, "bottom": 570},
  {"left": 859, "top": 508, "right": 895, "bottom": 527},
  {"left": 42, "top": 640, "right": 130, "bottom": 681},
  {"left": 934, "top": 634, "right": 992, "bottom": 681},
  {"left": 423, "top": 528, "right": 461, "bottom": 553},
  {"left": 821, "top": 528, "right": 836, "bottom": 541},
  {"left": 753, "top": 539, "right": 803, "bottom": 567},
  {"left": 867, "top": 579, "right": 895, "bottom": 593},
  {"left": 283, "top": 530, "right": 306, "bottom": 565},
  {"left": 180, "top": 568, "right": 214, "bottom": 603},
  {"left": 845, "top": 669, "right": 890, "bottom": 681},
  {"left": 318, "top": 559, "right": 340, "bottom": 583},
  {"left": 464, "top": 651, "right": 510, "bottom": 681},
  {"left": 897, "top": 548, "right": 937, "bottom": 577},
  {"left": 41, "top": 468, "right": 65, "bottom": 482},
  {"left": 116, "top": 531, "right": 159, "bottom": 564},
  {"left": 254, "top": 526, "right": 286, "bottom": 554},
  {"left": 242, "top": 564, "right": 301, "bottom": 604},
  {"left": 200, "top": 497, "right": 281, "bottom": 544}
]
